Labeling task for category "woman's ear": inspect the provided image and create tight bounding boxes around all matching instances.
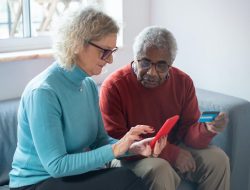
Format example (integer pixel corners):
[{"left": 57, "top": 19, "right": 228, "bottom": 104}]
[
  {"left": 74, "top": 48, "right": 79, "bottom": 54},
  {"left": 74, "top": 43, "right": 82, "bottom": 54}
]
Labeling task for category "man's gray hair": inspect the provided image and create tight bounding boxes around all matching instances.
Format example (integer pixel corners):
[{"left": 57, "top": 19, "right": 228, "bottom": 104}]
[
  {"left": 53, "top": 7, "right": 119, "bottom": 69},
  {"left": 133, "top": 26, "right": 177, "bottom": 64}
]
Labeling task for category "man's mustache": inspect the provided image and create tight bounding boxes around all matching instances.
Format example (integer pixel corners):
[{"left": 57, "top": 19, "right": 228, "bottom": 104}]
[{"left": 142, "top": 75, "right": 159, "bottom": 82}]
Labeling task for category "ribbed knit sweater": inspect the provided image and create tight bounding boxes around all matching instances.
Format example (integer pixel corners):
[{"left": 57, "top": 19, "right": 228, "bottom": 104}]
[
  {"left": 100, "top": 64, "right": 215, "bottom": 165},
  {"left": 10, "top": 62, "right": 117, "bottom": 188}
]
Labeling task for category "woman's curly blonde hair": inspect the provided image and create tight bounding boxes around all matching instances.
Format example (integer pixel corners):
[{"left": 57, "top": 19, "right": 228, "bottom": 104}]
[{"left": 53, "top": 7, "right": 119, "bottom": 70}]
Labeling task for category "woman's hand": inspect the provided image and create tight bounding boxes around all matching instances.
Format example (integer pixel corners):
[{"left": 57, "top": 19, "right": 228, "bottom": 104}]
[
  {"left": 129, "top": 136, "right": 167, "bottom": 157},
  {"left": 152, "top": 136, "right": 167, "bottom": 157},
  {"left": 112, "top": 125, "right": 154, "bottom": 157},
  {"left": 129, "top": 138, "right": 153, "bottom": 157}
]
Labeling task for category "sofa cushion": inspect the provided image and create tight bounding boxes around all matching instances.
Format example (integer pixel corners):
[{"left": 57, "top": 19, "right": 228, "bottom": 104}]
[
  {"left": 196, "top": 88, "right": 250, "bottom": 190},
  {"left": 0, "top": 185, "right": 10, "bottom": 190},
  {"left": 177, "top": 180, "right": 197, "bottom": 190},
  {"left": 0, "top": 98, "right": 20, "bottom": 186}
]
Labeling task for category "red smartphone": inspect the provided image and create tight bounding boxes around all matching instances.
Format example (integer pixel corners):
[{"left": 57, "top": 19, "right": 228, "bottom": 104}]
[{"left": 150, "top": 115, "right": 179, "bottom": 149}]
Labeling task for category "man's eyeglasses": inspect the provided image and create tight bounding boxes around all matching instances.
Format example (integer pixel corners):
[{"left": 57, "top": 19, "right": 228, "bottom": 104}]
[
  {"left": 87, "top": 41, "right": 118, "bottom": 61},
  {"left": 137, "top": 59, "right": 171, "bottom": 73}
]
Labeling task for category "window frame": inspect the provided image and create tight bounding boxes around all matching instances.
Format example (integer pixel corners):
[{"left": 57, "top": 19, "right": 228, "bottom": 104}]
[
  {"left": 0, "top": 0, "right": 123, "bottom": 53},
  {"left": 1, "top": 0, "right": 54, "bottom": 53},
  {"left": 0, "top": 36, "right": 52, "bottom": 53}
]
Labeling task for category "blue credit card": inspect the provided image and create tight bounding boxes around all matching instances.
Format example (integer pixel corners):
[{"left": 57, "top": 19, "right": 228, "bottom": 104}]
[{"left": 199, "top": 111, "right": 219, "bottom": 122}]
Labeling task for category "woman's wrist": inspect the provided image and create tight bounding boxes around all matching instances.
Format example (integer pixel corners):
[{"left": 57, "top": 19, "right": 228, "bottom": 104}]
[{"left": 112, "top": 143, "right": 119, "bottom": 157}]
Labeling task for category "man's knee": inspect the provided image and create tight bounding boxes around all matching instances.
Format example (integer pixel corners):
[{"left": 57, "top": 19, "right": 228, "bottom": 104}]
[
  {"left": 190, "top": 147, "right": 230, "bottom": 189},
  {"left": 140, "top": 158, "right": 181, "bottom": 188},
  {"left": 208, "top": 147, "right": 229, "bottom": 170},
  {"left": 143, "top": 158, "right": 174, "bottom": 176},
  {"left": 198, "top": 147, "right": 230, "bottom": 174}
]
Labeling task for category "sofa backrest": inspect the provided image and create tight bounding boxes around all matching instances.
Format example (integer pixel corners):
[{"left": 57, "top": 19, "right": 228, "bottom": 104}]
[{"left": 0, "top": 98, "right": 20, "bottom": 186}]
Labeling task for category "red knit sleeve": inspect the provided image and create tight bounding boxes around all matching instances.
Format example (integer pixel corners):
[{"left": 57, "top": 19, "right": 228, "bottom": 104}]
[
  {"left": 184, "top": 122, "right": 216, "bottom": 148},
  {"left": 176, "top": 77, "right": 215, "bottom": 148},
  {"left": 99, "top": 84, "right": 128, "bottom": 139}
]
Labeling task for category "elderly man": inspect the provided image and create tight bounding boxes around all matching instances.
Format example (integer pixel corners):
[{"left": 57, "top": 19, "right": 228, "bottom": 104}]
[{"left": 99, "top": 26, "right": 230, "bottom": 190}]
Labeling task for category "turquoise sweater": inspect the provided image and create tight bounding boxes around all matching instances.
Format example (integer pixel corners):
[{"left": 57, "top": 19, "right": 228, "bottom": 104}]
[{"left": 9, "top": 62, "right": 117, "bottom": 188}]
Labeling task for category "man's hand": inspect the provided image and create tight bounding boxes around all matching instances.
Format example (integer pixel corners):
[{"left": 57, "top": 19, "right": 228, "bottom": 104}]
[
  {"left": 175, "top": 148, "right": 196, "bottom": 173},
  {"left": 206, "top": 112, "right": 228, "bottom": 134}
]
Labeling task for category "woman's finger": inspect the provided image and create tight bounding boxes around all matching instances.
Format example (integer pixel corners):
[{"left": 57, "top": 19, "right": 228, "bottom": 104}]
[
  {"left": 128, "top": 125, "right": 155, "bottom": 136},
  {"left": 139, "top": 137, "right": 154, "bottom": 144}
]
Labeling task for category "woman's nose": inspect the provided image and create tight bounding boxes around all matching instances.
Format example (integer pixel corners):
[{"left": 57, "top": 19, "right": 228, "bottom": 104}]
[{"left": 105, "top": 54, "right": 113, "bottom": 64}]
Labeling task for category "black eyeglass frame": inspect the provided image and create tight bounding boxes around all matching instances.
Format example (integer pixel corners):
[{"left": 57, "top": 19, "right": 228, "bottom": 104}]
[
  {"left": 136, "top": 58, "right": 171, "bottom": 73},
  {"left": 87, "top": 41, "right": 118, "bottom": 61}
]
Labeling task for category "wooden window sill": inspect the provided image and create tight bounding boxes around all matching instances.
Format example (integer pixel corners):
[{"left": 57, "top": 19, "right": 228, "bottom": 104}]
[{"left": 0, "top": 49, "right": 53, "bottom": 63}]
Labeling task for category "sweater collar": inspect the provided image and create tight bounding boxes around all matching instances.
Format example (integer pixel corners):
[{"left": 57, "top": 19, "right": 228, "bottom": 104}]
[{"left": 57, "top": 63, "right": 89, "bottom": 87}]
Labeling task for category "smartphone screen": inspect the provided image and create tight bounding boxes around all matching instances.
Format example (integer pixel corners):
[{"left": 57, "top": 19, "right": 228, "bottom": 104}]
[{"left": 199, "top": 111, "right": 220, "bottom": 122}]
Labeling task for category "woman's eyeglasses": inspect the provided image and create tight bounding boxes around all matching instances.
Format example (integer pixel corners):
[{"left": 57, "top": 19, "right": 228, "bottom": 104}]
[
  {"left": 137, "top": 59, "right": 171, "bottom": 73},
  {"left": 87, "top": 41, "right": 118, "bottom": 61}
]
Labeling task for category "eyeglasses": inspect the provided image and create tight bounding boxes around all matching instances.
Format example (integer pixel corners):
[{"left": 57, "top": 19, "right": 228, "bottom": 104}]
[
  {"left": 87, "top": 41, "right": 118, "bottom": 61},
  {"left": 137, "top": 59, "right": 171, "bottom": 73}
]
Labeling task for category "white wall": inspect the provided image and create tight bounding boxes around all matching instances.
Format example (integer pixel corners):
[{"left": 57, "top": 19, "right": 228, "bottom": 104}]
[
  {"left": 0, "top": 58, "right": 53, "bottom": 100},
  {"left": 0, "top": 0, "right": 150, "bottom": 101},
  {"left": 3, "top": 0, "right": 249, "bottom": 101},
  {"left": 93, "top": 0, "right": 151, "bottom": 83},
  {"left": 150, "top": 0, "right": 250, "bottom": 101}
]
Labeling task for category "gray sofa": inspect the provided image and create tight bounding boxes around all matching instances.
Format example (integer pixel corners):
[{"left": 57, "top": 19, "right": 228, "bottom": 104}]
[{"left": 1, "top": 88, "right": 250, "bottom": 190}]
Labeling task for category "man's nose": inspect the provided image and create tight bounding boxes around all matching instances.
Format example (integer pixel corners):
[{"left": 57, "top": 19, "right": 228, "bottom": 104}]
[{"left": 146, "top": 64, "right": 158, "bottom": 76}]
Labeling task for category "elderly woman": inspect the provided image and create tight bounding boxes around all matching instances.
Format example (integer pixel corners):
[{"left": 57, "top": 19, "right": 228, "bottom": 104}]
[{"left": 9, "top": 8, "right": 166, "bottom": 190}]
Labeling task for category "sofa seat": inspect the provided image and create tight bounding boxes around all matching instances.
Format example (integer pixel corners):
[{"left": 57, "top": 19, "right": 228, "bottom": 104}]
[
  {"left": 0, "top": 185, "right": 9, "bottom": 190},
  {"left": 1, "top": 88, "right": 250, "bottom": 190}
]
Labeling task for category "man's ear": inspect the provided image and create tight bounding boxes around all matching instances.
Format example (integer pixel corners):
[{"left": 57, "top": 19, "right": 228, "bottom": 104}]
[
  {"left": 166, "top": 72, "right": 170, "bottom": 79},
  {"left": 132, "top": 61, "right": 138, "bottom": 74}
]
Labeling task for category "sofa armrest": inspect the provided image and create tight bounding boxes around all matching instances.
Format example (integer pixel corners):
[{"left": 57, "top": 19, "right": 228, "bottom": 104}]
[
  {"left": 0, "top": 98, "right": 20, "bottom": 186},
  {"left": 196, "top": 88, "right": 250, "bottom": 190}
]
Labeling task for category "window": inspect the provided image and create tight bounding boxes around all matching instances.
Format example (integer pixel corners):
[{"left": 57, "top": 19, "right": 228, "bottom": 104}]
[{"left": 0, "top": 0, "right": 122, "bottom": 53}]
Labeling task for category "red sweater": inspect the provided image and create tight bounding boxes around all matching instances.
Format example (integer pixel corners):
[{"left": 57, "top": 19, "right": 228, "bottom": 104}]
[{"left": 100, "top": 64, "right": 215, "bottom": 165}]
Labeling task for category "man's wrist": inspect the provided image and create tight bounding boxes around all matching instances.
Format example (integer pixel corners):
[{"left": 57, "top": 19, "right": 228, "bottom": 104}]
[
  {"left": 205, "top": 123, "right": 218, "bottom": 134},
  {"left": 151, "top": 153, "right": 159, "bottom": 157}
]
